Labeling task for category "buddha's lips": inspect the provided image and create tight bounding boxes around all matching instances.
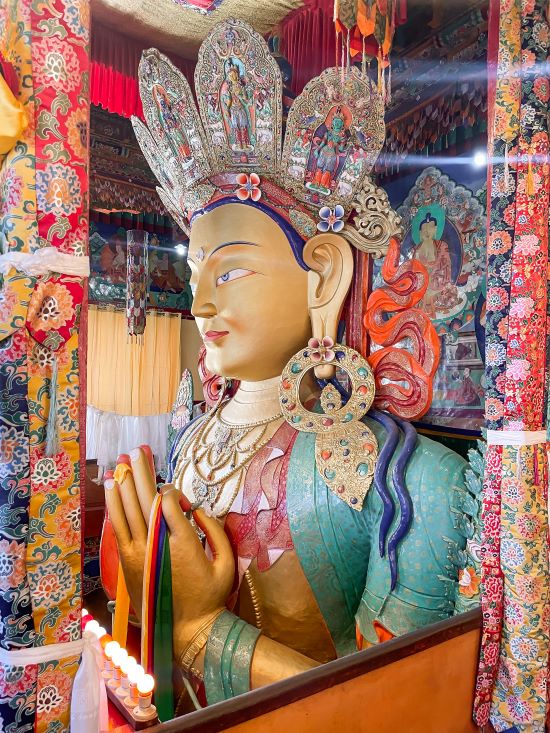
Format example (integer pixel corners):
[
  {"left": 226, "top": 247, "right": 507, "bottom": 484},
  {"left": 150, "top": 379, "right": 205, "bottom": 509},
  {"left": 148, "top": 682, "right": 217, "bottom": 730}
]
[{"left": 204, "top": 330, "right": 229, "bottom": 342}]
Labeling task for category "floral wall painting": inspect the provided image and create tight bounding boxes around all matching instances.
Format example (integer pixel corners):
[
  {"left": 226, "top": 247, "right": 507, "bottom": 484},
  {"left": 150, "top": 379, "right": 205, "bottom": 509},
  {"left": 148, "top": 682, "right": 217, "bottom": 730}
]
[
  {"left": 378, "top": 165, "right": 486, "bottom": 431},
  {"left": 89, "top": 221, "right": 192, "bottom": 311}
]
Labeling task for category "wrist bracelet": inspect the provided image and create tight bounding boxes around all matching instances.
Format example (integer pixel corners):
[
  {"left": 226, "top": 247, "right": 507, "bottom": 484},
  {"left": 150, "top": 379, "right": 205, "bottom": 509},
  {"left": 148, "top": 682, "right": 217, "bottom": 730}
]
[
  {"left": 179, "top": 610, "right": 223, "bottom": 678},
  {"left": 203, "top": 611, "right": 261, "bottom": 704}
]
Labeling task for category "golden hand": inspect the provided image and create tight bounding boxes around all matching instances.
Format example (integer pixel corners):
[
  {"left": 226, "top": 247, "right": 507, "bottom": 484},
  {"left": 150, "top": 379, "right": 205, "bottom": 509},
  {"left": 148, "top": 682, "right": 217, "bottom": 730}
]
[
  {"left": 104, "top": 447, "right": 157, "bottom": 621},
  {"left": 160, "top": 487, "right": 235, "bottom": 660}
]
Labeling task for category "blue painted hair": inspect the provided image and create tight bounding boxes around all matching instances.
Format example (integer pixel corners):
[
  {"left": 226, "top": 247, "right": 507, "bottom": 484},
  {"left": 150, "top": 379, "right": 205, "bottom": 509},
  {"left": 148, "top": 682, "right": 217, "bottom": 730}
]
[
  {"left": 420, "top": 212, "right": 437, "bottom": 227},
  {"left": 190, "top": 196, "right": 308, "bottom": 270}
]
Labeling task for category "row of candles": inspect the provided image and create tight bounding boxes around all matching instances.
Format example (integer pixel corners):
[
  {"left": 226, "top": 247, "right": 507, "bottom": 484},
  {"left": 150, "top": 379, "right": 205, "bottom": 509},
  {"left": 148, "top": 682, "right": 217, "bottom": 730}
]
[{"left": 81, "top": 608, "right": 157, "bottom": 722}]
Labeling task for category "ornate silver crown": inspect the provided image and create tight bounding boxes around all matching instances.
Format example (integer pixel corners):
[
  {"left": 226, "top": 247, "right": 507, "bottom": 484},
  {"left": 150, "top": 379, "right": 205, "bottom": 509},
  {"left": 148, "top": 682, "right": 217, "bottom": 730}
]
[{"left": 133, "top": 17, "right": 401, "bottom": 254}]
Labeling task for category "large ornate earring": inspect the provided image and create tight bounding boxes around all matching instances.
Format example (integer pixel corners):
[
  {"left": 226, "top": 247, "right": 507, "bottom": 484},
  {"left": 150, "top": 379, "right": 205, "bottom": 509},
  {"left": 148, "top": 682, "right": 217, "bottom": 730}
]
[{"left": 279, "top": 337, "right": 377, "bottom": 511}]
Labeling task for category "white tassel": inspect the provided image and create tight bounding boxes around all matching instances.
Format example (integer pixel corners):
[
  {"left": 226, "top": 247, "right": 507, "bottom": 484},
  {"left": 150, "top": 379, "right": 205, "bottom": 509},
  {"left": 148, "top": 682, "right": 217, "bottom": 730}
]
[
  {"left": 45, "top": 356, "right": 59, "bottom": 457},
  {"left": 71, "top": 631, "right": 109, "bottom": 733}
]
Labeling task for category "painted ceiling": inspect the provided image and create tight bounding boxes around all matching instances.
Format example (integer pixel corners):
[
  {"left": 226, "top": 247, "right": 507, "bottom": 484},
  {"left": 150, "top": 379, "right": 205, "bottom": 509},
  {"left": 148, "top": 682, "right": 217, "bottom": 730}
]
[{"left": 91, "top": 0, "right": 304, "bottom": 59}]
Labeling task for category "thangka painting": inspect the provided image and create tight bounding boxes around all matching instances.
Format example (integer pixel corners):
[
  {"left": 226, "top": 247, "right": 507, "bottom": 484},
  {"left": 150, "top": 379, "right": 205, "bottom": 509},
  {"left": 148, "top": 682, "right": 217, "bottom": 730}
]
[
  {"left": 89, "top": 221, "right": 192, "bottom": 311},
  {"left": 375, "top": 165, "right": 486, "bottom": 431}
]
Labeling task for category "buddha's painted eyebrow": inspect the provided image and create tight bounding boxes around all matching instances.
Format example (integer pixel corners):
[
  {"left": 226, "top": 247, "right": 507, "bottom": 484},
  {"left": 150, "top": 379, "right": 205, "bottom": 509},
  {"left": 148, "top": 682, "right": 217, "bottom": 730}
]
[{"left": 188, "top": 241, "right": 259, "bottom": 265}]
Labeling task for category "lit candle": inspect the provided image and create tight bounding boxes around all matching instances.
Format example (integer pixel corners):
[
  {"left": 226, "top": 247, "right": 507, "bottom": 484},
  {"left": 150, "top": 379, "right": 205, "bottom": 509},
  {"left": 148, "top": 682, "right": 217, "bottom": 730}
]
[
  {"left": 116, "top": 655, "right": 137, "bottom": 699},
  {"left": 84, "top": 620, "right": 100, "bottom": 635},
  {"left": 81, "top": 607, "right": 89, "bottom": 617},
  {"left": 133, "top": 673, "right": 157, "bottom": 722},
  {"left": 109, "top": 647, "right": 128, "bottom": 689},
  {"left": 103, "top": 640, "right": 120, "bottom": 679},
  {"left": 95, "top": 626, "right": 107, "bottom": 640},
  {"left": 124, "top": 664, "right": 145, "bottom": 709},
  {"left": 81, "top": 614, "right": 93, "bottom": 627},
  {"left": 99, "top": 633, "right": 112, "bottom": 651}
]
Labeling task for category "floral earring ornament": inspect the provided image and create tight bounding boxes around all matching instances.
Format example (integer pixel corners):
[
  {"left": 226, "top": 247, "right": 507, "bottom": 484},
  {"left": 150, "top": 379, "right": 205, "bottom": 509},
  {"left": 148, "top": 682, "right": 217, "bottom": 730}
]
[
  {"left": 317, "top": 205, "right": 345, "bottom": 233},
  {"left": 279, "top": 340, "right": 377, "bottom": 511}
]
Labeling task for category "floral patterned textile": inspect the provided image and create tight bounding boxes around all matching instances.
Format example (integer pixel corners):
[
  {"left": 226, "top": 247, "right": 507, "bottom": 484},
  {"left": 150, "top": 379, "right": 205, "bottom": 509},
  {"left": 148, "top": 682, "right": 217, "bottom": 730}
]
[
  {"left": 475, "top": 1, "right": 550, "bottom": 730},
  {"left": 0, "top": 1, "right": 89, "bottom": 731}
]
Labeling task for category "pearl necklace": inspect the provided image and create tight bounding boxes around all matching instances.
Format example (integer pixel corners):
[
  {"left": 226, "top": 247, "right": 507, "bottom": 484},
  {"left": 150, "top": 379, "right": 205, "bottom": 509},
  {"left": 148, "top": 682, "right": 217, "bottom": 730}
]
[{"left": 174, "top": 401, "right": 282, "bottom": 516}]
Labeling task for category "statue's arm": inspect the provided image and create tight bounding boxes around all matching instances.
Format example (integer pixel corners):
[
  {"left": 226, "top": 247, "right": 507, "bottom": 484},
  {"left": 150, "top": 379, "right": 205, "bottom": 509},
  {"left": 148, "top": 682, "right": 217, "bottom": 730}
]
[
  {"left": 354, "top": 443, "right": 470, "bottom": 644},
  {"left": 179, "top": 611, "right": 319, "bottom": 704}
]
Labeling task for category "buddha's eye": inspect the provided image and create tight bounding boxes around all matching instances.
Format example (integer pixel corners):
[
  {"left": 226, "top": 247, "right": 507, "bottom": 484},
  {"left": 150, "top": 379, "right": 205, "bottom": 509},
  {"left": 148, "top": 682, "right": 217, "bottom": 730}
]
[{"left": 216, "top": 268, "right": 253, "bottom": 286}]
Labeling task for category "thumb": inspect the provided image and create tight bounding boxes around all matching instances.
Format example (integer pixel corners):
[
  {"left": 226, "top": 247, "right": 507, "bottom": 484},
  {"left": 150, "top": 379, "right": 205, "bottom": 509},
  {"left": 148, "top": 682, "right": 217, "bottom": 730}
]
[
  {"left": 193, "top": 508, "right": 234, "bottom": 579},
  {"left": 160, "top": 486, "right": 196, "bottom": 544}
]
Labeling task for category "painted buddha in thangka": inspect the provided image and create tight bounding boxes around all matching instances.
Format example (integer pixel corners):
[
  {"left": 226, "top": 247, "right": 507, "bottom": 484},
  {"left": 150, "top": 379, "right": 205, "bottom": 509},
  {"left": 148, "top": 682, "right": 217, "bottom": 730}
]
[{"left": 103, "top": 19, "right": 480, "bottom": 716}]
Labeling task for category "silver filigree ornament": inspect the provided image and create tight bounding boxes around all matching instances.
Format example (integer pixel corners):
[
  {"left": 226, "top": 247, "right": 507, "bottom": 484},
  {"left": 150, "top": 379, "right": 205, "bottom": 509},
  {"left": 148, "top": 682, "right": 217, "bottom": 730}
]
[
  {"left": 133, "top": 18, "right": 400, "bottom": 256},
  {"left": 343, "top": 177, "right": 404, "bottom": 259}
]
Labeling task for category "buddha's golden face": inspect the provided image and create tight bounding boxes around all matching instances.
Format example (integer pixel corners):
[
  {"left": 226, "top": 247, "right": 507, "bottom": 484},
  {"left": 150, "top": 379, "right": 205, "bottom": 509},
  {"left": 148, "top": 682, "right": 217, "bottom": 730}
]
[{"left": 189, "top": 204, "right": 311, "bottom": 381}]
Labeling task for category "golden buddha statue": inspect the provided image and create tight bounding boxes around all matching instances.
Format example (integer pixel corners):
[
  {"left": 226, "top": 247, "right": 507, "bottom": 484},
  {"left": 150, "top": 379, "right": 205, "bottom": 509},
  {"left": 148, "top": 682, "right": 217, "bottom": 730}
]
[{"left": 103, "top": 19, "right": 478, "bottom": 715}]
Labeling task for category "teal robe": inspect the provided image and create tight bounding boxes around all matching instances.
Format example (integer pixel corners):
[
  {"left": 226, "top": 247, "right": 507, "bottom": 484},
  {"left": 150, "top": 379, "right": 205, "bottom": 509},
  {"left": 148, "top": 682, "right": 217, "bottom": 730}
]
[
  {"left": 285, "top": 419, "right": 468, "bottom": 652},
  {"left": 169, "top": 414, "right": 470, "bottom": 655}
]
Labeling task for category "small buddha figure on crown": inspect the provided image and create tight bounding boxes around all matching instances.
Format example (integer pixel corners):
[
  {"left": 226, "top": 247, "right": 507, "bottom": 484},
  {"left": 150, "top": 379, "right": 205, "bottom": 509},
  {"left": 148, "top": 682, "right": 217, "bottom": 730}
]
[{"left": 307, "top": 105, "right": 351, "bottom": 195}]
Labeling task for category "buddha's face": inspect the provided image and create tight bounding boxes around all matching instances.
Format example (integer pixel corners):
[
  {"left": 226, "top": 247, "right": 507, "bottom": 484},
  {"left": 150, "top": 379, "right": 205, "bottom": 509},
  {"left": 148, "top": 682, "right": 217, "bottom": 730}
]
[
  {"left": 189, "top": 204, "right": 311, "bottom": 381},
  {"left": 420, "top": 219, "right": 437, "bottom": 243}
]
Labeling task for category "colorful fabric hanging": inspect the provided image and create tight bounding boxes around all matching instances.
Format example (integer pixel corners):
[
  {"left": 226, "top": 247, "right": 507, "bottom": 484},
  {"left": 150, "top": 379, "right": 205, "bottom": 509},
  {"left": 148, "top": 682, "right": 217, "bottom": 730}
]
[
  {"left": 0, "top": 0, "right": 89, "bottom": 730},
  {"left": 126, "top": 229, "right": 149, "bottom": 340},
  {"left": 333, "top": 0, "right": 407, "bottom": 101},
  {"left": 0, "top": 71, "right": 26, "bottom": 155},
  {"left": 475, "top": 0, "right": 550, "bottom": 730},
  {"left": 141, "top": 494, "right": 174, "bottom": 721},
  {"left": 90, "top": 21, "right": 195, "bottom": 121}
]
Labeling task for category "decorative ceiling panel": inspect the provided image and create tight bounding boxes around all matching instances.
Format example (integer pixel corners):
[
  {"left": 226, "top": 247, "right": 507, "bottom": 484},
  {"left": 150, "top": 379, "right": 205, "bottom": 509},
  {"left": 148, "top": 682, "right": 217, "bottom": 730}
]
[{"left": 91, "top": 0, "right": 304, "bottom": 59}]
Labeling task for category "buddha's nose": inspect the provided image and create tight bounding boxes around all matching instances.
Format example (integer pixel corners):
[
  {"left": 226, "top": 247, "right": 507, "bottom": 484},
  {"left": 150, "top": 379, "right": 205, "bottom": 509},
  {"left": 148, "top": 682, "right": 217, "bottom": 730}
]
[{"left": 191, "top": 280, "right": 217, "bottom": 319}]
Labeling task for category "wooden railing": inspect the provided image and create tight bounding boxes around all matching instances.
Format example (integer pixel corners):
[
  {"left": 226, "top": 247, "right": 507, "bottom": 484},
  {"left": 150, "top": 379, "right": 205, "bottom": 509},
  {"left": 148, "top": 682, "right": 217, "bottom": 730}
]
[{"left": 150, "top": 608, "right": 481, "bottom": 733}]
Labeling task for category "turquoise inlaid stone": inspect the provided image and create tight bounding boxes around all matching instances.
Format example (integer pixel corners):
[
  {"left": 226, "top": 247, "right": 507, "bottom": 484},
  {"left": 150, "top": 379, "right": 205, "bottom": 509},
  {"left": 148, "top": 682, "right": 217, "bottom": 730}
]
[
  {"left": 292, "top": 415, "right": 302, "bottom": 423},
  {"left": 357, "top": 367, "right": 368, "bottom": 377},
  {"left": 357, "top": 463, "right": 369, "bottom": 477},
  {"left": 343, "top": 412, "right": 353, "bottom": 422},
  {"left": 340, "top": 439, "right": 349, "bottom": 447},
  {"left": 324, "top": 468, "right": 336, "bottom": 481},
  {"left": 291, "top": 362, "right": 302, "bottom": 374}
]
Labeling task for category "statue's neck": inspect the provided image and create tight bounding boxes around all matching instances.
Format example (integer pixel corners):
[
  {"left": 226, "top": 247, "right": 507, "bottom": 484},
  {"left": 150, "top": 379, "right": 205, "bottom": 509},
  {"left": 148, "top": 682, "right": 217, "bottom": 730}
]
[{"left": 221, "top": 376, "right": 282, "bottom": 425}]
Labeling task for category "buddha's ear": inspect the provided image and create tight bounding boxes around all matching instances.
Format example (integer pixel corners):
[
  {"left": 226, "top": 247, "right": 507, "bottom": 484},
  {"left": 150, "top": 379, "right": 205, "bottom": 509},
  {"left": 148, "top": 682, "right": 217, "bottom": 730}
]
[{"left": 302, "top": 232, "right": 353, "bottom": 378}]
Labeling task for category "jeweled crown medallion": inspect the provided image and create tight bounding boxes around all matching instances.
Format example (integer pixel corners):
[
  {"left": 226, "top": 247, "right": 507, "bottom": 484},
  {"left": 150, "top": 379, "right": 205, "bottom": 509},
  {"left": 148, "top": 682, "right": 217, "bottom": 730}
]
[
  {"left": 195, "top": 18, "right": 283, "bottom": 175},
  {"left": 281, "top": 67, "right": 384, "bottom": 212}
]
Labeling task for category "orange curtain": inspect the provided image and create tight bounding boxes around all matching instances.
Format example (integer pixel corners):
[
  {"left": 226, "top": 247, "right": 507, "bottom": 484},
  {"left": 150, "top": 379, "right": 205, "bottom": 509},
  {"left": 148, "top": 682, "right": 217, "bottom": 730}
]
[{"left": 87, "top": 306, "right": 181, "bottom": 416}]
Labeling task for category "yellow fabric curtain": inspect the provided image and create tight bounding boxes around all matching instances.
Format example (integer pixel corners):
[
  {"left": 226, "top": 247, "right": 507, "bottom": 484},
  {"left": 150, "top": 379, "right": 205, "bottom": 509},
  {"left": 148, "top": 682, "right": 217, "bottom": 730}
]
[
  {"left": 0, "top": 73, "right": 27, "bottom": 155},
  {"left": 87, "top": 306, "right": 181, "bottom": 416}
]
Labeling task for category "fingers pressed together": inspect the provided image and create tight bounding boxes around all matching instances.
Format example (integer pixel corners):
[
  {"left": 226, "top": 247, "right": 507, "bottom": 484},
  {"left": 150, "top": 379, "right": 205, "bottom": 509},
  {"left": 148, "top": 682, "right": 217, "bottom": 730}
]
[
  {"left": 104, "top": 445, "right": 233, "bottom": 577},
  {"left": 104, "top": 445, "right": 157, "bottom": 546}
]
